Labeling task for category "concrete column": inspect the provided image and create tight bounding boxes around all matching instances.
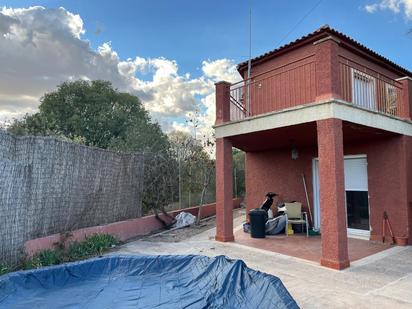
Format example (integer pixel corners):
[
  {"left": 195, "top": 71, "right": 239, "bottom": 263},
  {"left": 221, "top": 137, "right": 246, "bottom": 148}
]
[
  {"left": 396, "top": 77, "right": 412, "bottom": 120},
  {"left": 215, "top": 81, "right": 231, "bottom": 125},
  {"left": 215, "top": 137, "right": 234, "bottom": 242},
  {"left": 314, "top": 37, "right": 342, "bottom": 101},
  {"left": 316, "top": 118, "right": 349, "bottom": 270}
]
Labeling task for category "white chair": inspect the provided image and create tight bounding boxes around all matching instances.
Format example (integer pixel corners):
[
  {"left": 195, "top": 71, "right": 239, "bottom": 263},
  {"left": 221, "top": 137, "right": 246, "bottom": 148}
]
[{"left": 284, "top": 202, "right": 309, "bottom": 237}]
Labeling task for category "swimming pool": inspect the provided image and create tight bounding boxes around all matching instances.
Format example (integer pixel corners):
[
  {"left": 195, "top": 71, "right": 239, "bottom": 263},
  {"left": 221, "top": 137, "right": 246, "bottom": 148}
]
[{"left": 0, "top": 255, "right": 298, "bottom": 308}]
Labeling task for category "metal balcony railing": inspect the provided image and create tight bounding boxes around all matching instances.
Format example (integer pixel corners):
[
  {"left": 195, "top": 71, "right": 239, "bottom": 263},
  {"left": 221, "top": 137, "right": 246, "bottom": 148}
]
[
  {"left": 228, "top": 59, "right": 316, "bottom": 121},
  {"left": 229, "top": 81, "right": 249, "bottom": 121}
]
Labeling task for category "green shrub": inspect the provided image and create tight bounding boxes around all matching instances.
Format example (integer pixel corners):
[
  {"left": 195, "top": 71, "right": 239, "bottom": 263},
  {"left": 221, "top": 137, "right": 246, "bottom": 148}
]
[
  {"left": 0, "top": 264, "right": 9, "bottom": 275},
  {"left": 23, "top": 249, "right": 63, "bottom": 270}
]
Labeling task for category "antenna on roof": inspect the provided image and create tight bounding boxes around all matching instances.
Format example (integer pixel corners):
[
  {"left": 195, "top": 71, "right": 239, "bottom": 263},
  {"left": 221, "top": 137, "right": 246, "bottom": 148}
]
[
  {"left": 247, "top": 1, "right": 252, "bottom": 81},
  {"left": 246, "top": 0, "right": 252, "bottom": 115}
]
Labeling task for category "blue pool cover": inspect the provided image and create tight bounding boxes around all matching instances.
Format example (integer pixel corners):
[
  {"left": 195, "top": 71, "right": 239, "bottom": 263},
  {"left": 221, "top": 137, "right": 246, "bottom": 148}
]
[{"left": 0, "top": 255, "right": 299, "bottom": 308}]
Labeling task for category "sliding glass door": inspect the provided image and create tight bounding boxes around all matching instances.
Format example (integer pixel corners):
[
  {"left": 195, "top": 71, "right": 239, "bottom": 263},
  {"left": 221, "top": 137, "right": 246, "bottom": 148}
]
[{"left": 313, "top": 155, "right": 370, "bottom": 236}]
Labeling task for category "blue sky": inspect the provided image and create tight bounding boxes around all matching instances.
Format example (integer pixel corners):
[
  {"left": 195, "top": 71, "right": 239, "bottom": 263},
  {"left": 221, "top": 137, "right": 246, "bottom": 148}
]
[
  {"left": 0, "top": 0, "right": 411, "bottom": 131},
  {"left": 3, "top": 0, "right": 411, "bottom": 73}
]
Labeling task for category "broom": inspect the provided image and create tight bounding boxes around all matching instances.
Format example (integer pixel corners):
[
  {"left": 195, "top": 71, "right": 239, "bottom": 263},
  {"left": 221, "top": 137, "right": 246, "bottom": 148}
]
[{"left": 302, "top": 173, "right": 316, "bottom": 232}]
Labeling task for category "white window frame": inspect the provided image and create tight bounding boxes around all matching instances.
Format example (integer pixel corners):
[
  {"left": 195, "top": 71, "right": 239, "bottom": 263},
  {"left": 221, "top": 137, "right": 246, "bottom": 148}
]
[{"left": 351, "top": 69, "right": 377, "bottom": 110}]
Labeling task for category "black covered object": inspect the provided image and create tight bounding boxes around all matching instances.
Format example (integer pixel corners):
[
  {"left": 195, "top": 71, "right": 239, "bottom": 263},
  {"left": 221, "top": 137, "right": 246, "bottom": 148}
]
[
  {"left": 260, "top": 192, "right": 277, "bottom": 212},
  {"left": 249, "top": 208, "right": 267, "bottom": 238},
  {"left": 266, "top": 215, "right": 287, "bottom": 235},
  {"left": 0, "top": 255, "right": 299, "bottom": 309}
]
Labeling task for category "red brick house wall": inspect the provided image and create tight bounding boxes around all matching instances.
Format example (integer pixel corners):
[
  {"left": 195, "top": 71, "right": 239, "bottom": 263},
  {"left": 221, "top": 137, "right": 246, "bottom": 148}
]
[
  {"left": 245, "top": 146, "right": 315, "bottom": 219},
  {"left": 244, "top": 134, "right": 411, "bottom": 240},
  {"left": 216, "top": 27, "right": 412, "bottom": 269}
]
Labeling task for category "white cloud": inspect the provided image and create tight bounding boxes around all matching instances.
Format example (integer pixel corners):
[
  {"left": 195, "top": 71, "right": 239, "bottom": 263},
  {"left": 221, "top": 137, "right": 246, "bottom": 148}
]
[
  {"left": 170, "top": 121, "right": 191, "bottom": 134},
  {"left": 202, "top": 59, "right": 241, "bottom": 83},
  {"left": 365, "top": 4, "right": 379, "bottom": 13},
  {"left": 365, "top": 0, "right": 412, "bottom": 20},
  {"left": 0, "top": 6, "right": 241, "bottom": 133}
]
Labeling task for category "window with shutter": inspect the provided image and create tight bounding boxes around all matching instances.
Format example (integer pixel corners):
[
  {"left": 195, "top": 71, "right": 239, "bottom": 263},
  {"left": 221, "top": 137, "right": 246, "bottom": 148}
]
[{"left": 351, "top": 69, "right": 376, "bottom": 110}]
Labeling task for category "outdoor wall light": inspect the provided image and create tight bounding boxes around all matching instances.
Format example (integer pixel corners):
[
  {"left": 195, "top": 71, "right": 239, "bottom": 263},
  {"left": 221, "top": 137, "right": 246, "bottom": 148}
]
[{"left": 291, "top": 147, "right": 299, "bottom": 160}]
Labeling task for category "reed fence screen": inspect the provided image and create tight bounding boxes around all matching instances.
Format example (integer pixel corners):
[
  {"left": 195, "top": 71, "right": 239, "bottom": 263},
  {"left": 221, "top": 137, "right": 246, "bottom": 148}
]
[{"left": 0, "top": 132, "right": 144, "bottom": 266}]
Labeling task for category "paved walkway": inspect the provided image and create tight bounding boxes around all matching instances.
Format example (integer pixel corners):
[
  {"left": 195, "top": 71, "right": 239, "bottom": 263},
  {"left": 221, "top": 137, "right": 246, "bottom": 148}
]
[{"left": 115, "top": 210, "right": 412, "bottom": 308}]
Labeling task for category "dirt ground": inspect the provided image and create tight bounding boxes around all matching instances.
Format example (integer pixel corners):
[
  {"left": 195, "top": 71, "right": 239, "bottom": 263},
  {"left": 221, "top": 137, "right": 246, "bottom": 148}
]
[{"left": 140, "top": 208, "right": 245, "bottom": 243}]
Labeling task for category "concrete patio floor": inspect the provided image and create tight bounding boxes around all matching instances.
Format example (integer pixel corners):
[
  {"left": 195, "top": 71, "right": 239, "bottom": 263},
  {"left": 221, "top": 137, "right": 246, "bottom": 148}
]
[
  {"left": 114, "top": 209, "right": 412, "bottom": 308},
  {"left": 234, "top": 229, "right": 392, "bottom": 263}
]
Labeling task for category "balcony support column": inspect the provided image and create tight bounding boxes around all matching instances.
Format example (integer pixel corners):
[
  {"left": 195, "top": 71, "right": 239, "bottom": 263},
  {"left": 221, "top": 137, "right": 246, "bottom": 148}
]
[
  {"left": 317, "top": 118, "right": 350, "bottom": 270},
  {"left": 215, "top": 137, "right": 234, "bottom": 242},
  {"left": 215, "top": 81, "right": 231, "bottom": 125}
]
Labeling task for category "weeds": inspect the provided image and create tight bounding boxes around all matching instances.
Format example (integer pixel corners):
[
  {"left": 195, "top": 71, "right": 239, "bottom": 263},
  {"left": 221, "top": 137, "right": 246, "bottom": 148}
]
[
  {"left": 23, "top": 249, "right": 63, "bottom": 270},
  {"left": 67, "top": 234, "right": 117, "bottom": 260},
  {"left": 23, "top": 234, "right": 118, "bottom": 271}
]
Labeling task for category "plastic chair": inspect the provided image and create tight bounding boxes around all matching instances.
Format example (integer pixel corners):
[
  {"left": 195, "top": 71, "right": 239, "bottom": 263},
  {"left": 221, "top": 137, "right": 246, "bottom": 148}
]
[{"left": 284, "top": 202, "right": 309, "bottom": 237}]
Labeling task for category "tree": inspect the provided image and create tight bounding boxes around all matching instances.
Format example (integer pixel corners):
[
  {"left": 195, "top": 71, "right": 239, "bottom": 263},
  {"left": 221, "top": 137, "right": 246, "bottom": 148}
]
[
  {"left": 169, "top": 131, "right": 198, "bottom": 209},
  {"left": 9, "top": 80, "right": 176, "bottom": 219},
  {"left": 0, "top": 122, "right": 7, "bottom": 131},
  {"left": 176, "top": 106, "right": 217, "bottom": 224},
  {"left": 9, "top": 80, "right": 168, "bottom": 153},
  {"left": 169, "top": 131, "right": 216, "bottom": 215},
  {"left": 233, "top": 148, "right": 245, "bottom": 197},
  {"left": 193, "top": 138, "right": 215, "bottom": 224},
  {"left": 142, "top": 151, "right": 178, "bottom": 225}
]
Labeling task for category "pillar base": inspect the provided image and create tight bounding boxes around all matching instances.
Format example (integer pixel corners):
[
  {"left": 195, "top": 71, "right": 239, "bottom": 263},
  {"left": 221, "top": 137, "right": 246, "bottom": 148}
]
[
  {"left": 215, "top": 235, "right": 235, "bottom": 242},
  {"left": 320, "top": 258, "right": 350, "bottom": 270},
  {"left": 370, "top": 234, "right": 381, "bottom": 242}
]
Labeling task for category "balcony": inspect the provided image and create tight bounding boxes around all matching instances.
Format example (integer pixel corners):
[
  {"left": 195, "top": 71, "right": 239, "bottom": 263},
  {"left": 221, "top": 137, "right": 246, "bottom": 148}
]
[{"left": 227, "top": 59, "right": 410, "bottom": 123}]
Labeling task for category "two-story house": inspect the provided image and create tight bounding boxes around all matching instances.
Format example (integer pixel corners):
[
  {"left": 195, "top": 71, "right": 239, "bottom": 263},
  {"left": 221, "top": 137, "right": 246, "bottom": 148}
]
[{"left": 214, "top": 25, "right": 412, "bottom": 270}]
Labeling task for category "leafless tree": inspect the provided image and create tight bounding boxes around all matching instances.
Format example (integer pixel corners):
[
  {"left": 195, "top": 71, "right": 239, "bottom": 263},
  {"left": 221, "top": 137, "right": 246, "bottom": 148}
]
[
  {"left": 186, "top": 109, "right": 216, "bottom": 225},
  {"left": 169, "top": 131, "right": 198, "bottom": 209},
  {"left": 194, "top": 138, "right": 215, "bottom": 225}
]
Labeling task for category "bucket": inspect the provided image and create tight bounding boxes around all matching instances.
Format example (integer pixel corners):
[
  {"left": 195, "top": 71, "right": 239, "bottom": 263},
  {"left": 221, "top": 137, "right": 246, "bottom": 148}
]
[
  {"left": 249, "top": 208, "right": 267, "bottom": 238},
  {"left": 308, "top": 228, "right": 321, "bottom": 236}
]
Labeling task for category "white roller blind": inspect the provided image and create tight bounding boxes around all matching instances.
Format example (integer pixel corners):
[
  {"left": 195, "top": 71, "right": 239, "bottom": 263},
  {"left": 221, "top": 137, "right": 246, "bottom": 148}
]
[
  {"left": 344, "top": 158, "right": 368, "bottom": 191},
  {"left": 352, "top": 69, "right": 376, "bottom": 110}
]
